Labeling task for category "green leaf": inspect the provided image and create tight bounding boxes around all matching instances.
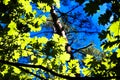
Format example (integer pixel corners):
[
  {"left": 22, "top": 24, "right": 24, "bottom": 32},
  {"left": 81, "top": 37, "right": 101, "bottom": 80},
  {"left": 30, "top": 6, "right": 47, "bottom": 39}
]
[
  {"left": 82, "top": 68, "right": 91, "bottom": 76},
  {"left": 108, "top": 20, "right": 120, "bottom": 37},
  {"left": 13, "top": 50, "right": 20, "bottom": 60},
  {"left": 54, "top": 0, "right": 60, "bottom": 8},
  {"left": 3, "top": 0, "right": 10, "bottom": 5},
  {"left": 1, "top": 65, "right": 9, "bottom": 76},
  {"left": 8, "top": 21, "right": 18, "bottom": 35},
  {"left": 59, "top": 53, "right": 70, "bottom": 63},
  {"left": 18, "top": 0, "right": 32, "bottom": 13},
  {"left": 116, "top": 49, "right": 120, "bottom": 58},
  {"left": 13, "top": 67, "right": 21, "bottom": 74}
]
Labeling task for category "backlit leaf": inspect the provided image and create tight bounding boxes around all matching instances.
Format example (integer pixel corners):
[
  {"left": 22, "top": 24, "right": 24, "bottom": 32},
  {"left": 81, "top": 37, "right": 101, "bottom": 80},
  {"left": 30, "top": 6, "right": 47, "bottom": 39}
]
[
  {"left": 108, "top": 21, "right": 120, "bottom": 36},
  {"left": 13, "top": 67, "right": 21, "bottom": 74},
  {"left": 116, "top": 49, "right": 120, "bottom": 58},
  {"left": 3, "top": 0, "right": 10, "bottom": 5}
]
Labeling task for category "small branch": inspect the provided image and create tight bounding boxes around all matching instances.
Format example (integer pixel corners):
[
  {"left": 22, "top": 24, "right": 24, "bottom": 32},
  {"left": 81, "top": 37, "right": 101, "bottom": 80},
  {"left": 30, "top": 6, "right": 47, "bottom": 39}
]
[
  {"left": 55, "top": 5, "right": 80, "bottom": 18},
  {"left": 0, "top": 60, "right": 77, "bottom": 79},
  {"left": 67, "top": 30, "right": 100, "bottom": 34},
  {"left": 66, "top": 5, "right": 80, "bottom": 14},
  {"left": 72, "top": 43, "right": 93, "bottom": 53}
]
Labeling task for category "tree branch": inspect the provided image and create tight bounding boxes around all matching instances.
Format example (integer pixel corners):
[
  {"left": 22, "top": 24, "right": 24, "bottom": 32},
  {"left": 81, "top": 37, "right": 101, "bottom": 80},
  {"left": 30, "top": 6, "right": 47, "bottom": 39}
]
[
  {"left": 50, "top": 5, "right": 74, "bottom": 59},
  {"left": 16, "top": 66, "right": 45, "bottom": 80},
  {"left": 72, "top": 43, "right": 93, "bottom": 53},
  {"left": 0, "top": 60, "right": 118, "bottom": 80},
  {"left": 55, "top": 5, "right": 80, "bottom": 18}
]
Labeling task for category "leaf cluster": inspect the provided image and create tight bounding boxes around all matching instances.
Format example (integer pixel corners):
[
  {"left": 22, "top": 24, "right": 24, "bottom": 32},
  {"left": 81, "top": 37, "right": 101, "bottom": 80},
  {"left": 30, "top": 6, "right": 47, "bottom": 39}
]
[
  {"left": 0, "top": 0, "right": 82, "bottom": 79},
  {"left": 82, "top": 20, "right": 120, "bottom": 79},
  {"left": 76, "top": 0, "right": 120, "bottom": 25}
]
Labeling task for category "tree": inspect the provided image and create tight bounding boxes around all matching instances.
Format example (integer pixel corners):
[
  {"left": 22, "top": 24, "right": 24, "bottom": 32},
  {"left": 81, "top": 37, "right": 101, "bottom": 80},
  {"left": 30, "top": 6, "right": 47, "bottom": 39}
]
[
  {"left": 0, "top": 0, "right": 83, "bottom": 80},
  {"left": 76, "top": 0, "right": 120, "bottom": 25},
  {"left": 1, "top": 0, "right": 119, "bottom": 80},
  {"left": 81, "top": 20, "right": 120, "bottom": 79},
  {"left": 75, "top": 0, "right": 120, "bottom": 79}
]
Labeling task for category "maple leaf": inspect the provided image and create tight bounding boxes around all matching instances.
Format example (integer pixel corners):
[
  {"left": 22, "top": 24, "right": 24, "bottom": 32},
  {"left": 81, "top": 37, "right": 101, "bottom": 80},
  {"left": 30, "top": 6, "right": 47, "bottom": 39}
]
[{"left": 84, "top": 1, "right": 100, "bottom": 16}]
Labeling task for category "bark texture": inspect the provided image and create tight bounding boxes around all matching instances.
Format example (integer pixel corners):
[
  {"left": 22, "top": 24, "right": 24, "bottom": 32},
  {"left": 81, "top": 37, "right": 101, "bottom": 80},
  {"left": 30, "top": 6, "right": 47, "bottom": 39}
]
[{"left": 50, "top": 6, "right": 74, "bottom": 59}]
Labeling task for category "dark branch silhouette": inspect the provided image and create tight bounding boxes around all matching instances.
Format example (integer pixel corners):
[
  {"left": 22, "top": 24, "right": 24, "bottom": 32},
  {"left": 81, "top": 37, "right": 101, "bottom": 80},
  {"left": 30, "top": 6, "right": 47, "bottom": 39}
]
[
  {"left": 16, "top": 66, "right": 46, "bottom": 80},
  {"left": 0, "top": 60, "right": 118, "bottom": 80},
  {"left": 56, "top": 5, "right": 80, "bottom": 18}
]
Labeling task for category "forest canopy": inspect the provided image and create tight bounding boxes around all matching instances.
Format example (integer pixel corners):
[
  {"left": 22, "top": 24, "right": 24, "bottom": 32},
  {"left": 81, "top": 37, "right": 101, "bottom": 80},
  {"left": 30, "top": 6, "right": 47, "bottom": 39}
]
[{"left": 0, "top": 0, "right": 120, "bottom": 80}]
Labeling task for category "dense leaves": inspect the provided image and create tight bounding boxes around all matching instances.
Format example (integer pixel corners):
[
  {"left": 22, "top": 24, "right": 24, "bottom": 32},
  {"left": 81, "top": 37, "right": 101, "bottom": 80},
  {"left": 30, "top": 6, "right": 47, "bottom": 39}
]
[
  {"left": 82, "top": 20, "right": 120, "bottom": 79},
  {"left": 0, "top": 0, "right": 81, "bottom": 79},
  {"left": 76, "top": 0, "right": 120, "bottom": 25},
  {"left": 76, "top": 0, "right": 120, "bottom": 79},
  {"left": 0, "top": 0, "right": 120, "bottom": 79}
]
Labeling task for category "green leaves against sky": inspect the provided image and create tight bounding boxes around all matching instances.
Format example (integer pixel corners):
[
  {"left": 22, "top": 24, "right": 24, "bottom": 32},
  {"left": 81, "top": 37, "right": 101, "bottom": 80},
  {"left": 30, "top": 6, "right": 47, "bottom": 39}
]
[{"left": 0, "top": 0, "right": 120, "bottom": 79}]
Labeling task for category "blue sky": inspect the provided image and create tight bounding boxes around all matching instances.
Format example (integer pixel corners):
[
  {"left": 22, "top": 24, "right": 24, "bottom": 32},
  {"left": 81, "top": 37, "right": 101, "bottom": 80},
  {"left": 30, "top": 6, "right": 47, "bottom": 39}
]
[
  {"left": 29, "top": 0, "right": 112, "bottom": 79},
  {"left": 30, "top": 0, "right": 110, "bottom": 51},
  {"left": 0, "top": 0, "right": 113, "bottom": 79},
  {"left": 28, "top": 1, "right": 111, "bottom": 70}
]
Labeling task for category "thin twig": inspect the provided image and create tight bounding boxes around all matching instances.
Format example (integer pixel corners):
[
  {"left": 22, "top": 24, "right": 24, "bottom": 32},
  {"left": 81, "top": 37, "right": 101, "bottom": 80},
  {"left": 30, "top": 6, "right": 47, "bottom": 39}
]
[{"left": 71, "top": 43, "right": 93, "bottom": 53}]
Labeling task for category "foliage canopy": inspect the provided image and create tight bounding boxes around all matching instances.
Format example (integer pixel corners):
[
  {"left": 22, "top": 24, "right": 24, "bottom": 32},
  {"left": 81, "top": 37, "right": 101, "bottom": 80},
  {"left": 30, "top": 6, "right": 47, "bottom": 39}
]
[
  {"left": 0, "top": 0, "right": 120, "bottom": 80},
  {"left": 0, "top": 0, "right": 80, "bottom": 79}
]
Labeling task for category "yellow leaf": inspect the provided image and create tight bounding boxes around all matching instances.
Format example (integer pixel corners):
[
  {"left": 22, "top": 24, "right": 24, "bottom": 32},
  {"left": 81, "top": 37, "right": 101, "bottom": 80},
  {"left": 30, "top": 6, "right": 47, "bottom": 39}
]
[
  {"left": 52, "top": 34, "right": 59, "bottom": 42},
  {"left": 22, "top": 50, "right": 28, "bottom": 57},
  {"left": 18, "top": 0, "right": 32, "bottom": 13},
  {"left": 31, "top": 55, "right": 36, "bottom": 60},
  {"left": 101, "top": 61, "right": 109, "bottom": 69},
  {"left": 106, "top": 34, "right": 116, "bottom": 42},
  {"left": 62, "top": 65, "right": 67, "bottom": 73},
  {"left": 59, "top": 37, "right": 68, "bottom": 45},
  {"left": 54, "top": 0, "right": 60, "bottom": 8},
  {"left": 13, "top": 50, "right": 20, "bottom": 60},
  {"left": 60, "top": 53, "right": 70, "bottom": 63},
  {"left": 45, "top": 6, "right": 51, "bottom": 12},
  {"left": 108, "top": 21, "right": 120, "bottom": 36},
  {"left": 103, "top": 43, "right": 118, "bottom": 52},
  {"left": 83, "top": 54, "right": 93, "bottom": 64},
  {"left": 82, "top": 68, "right": 91, "bottom": 76},
  {"left": 8, "top": 29, "right": 18, "bottom": 35},
  {"left": 13, "top": 67, "right": 21, "bottom": 74},
  {"left": 41, "top": 15, "right": 47, "bottom": 22},
  {"left": 37, "top": 2, "right": 52, "bottom": 12},
  {"left": 86, "top": 54, "right": 93, "bottom": 59},
  {"left": 1, "top": 65, "right": 9, "bottom": 76},
  {"left": 28, "top": 24, "right": 41, "bottom": 32},
  {"left": 38, "top": 37, "right": 48, "bottom": 43},
  {"left": 3, "top": 0, "right": 10, "bottom": 5},
  {"left": 8, "top": 21, "right": 18, "bottom": 35},
  {"left": 117, "top": 49, "right": 120, "bottom": 58},
  {"left": 111, "top": 62, "right": 116, "bottom": 68},
  {"left": 69, "top": 73, "right": 75, "bottom": 77},
  {"left": 68, "top": 60, "right": 79, "bottom": 68}
]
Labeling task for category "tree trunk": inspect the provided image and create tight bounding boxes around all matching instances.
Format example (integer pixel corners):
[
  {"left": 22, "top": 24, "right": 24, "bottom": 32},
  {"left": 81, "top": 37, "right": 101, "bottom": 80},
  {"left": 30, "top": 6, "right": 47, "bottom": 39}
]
[{"left": 50, "top": 6, "right": 74, "bottom": 59}]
